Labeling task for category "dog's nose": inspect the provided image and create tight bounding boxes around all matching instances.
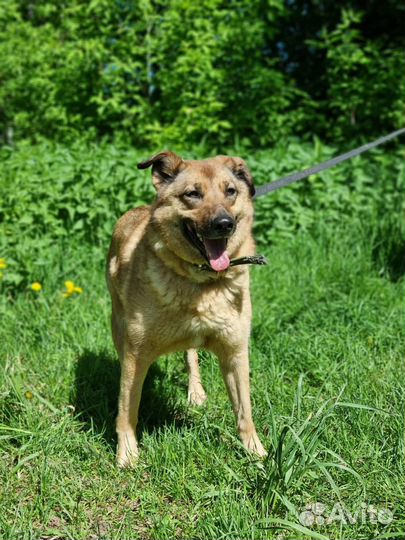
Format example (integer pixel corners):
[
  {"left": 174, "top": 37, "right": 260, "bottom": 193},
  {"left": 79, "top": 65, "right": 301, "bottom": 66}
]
[{"left": 211, "top": 214, "right": 235, "bottom": 235}]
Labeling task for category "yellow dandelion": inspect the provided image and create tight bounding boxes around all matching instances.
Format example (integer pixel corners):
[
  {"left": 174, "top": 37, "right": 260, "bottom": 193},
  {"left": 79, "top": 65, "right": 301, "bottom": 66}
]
[
  {"left": 0, "top": 258, "right": 6, "bottom": 269},
  {"left": 30, "top": 282, "right": 42, "bottom": 292},
  {"left": 63, "top": 280, "right": 83, "bottom": 297},
  {"left": 65, "top": 280, "right": 75, "bottom": 292},
  {"left": 25, "top": 390, "right": 33, "bottom": 400}
]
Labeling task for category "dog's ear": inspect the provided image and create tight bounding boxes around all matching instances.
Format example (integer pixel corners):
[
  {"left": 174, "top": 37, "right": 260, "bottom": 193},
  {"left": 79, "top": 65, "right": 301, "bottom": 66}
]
[
  {"left": 215, "top": 155, "right": 255, "bottom": 197},
  {"left": 137, "top": 151, "right": 184, "bottom": 190}
]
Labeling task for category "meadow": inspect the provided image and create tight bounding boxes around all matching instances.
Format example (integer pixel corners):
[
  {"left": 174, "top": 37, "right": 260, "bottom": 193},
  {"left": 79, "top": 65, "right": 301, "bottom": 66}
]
[{"left": 0, "top": 140, "right": 404, "bottom": 539}]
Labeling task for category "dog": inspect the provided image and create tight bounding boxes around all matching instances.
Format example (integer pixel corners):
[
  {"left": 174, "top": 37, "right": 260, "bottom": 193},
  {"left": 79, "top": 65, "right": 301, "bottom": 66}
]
[{"left": 106, "top": 151, "right": 266, "bottom": 467}]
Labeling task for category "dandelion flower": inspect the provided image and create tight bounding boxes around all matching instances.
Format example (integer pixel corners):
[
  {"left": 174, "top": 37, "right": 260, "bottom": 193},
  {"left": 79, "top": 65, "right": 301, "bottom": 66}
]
[
  {"left": 63, "top": 280, "right": 83, "bottom": 297},
  {"left": 25, "top": 391, "right": 33, "bottom": 400},
  {"left": 0, "top": 258, "right": 6, "bottom": 269},
  {"left": 31, "top": 282, "right": 42, "bottom": 292},
  {"left": 65, "top": 280, "right": 75, "bottom": 292}
]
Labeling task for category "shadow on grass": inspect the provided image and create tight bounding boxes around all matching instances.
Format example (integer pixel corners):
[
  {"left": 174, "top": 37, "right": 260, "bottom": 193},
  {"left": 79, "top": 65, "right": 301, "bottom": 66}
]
[
  {"left": 378, "top": 240, "right": 405, "bottom": 281},
  {"left": 371, "top": 222, "right": 405, "bottom": 282},
  {"left": 73, "top": 350, "right": 190, "bottom": 449}
]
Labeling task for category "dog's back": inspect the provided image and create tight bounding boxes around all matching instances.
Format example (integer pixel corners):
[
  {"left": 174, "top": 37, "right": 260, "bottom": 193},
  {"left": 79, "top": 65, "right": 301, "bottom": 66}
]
[{"left": 107, "top": 206, "right": 150, "bottom": 299}]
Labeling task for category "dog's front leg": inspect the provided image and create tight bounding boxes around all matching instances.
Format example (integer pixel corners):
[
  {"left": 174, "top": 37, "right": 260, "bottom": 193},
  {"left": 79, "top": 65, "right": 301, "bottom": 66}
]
[
  {"left": 185, "top": 349, "right": 207, "bottom": 406},
  {"left": 215, "top": 342, "right": 266, "bottom": 457},
  {"left": 116, "top": 347, "right": 151, "bottom": 468}
]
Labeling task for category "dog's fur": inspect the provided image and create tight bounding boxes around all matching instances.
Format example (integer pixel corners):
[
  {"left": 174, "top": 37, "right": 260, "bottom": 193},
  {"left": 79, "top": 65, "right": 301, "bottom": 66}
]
[{"left": 106, "top": 151, "right": 266, "bottom": 467}]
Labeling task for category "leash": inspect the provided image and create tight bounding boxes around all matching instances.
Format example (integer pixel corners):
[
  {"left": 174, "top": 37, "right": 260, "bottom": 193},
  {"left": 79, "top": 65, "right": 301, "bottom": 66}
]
[
  {"left": 254, "top": 128, "right": 405, "bottom": 198},
  {"left": 197, "top": 128, "right": 405, "bottom": 272}
]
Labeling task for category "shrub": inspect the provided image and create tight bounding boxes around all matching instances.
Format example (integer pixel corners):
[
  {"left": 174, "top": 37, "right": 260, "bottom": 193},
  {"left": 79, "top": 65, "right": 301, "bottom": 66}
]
[{"left": 0, "top": 139, "right": 403, "bottom": 289}]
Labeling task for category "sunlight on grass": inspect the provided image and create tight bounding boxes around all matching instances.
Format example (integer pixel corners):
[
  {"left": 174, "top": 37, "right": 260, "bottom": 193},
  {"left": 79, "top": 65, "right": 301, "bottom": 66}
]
[{"left": 1, "top": 221, "right": 403, "bottom": 539}]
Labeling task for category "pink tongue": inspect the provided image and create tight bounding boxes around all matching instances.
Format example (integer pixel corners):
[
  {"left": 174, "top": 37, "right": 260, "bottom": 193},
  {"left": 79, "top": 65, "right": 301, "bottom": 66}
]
[{"left": 203, "top": 238, "right": 230, "bottom": 272}]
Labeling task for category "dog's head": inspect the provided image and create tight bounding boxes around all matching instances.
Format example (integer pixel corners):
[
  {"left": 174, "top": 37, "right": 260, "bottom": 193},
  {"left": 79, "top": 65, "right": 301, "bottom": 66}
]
[{"left": 138, "top": 151, "right": 255, "bottom": 272}]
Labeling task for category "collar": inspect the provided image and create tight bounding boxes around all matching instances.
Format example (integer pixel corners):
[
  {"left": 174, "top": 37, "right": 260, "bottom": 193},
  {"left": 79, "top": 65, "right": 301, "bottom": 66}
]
[{"left": 195, "top": 254, "right": 267, "bottom": 273}]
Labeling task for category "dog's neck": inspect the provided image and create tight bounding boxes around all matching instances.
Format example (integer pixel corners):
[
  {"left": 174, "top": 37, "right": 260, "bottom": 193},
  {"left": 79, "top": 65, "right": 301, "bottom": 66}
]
[{"left": 146, "top": 231, "right": 249, "bottom": 284}]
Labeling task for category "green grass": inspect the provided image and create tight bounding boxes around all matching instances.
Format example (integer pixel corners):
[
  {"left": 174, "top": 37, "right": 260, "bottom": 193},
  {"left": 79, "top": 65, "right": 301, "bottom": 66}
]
[{"left": 1, "top": 220, "right": 404, "bottom": 539}]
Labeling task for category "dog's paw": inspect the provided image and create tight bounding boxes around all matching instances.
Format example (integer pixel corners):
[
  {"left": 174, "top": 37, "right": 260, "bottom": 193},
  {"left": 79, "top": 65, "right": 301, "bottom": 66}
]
[
  {"left": 117, "top": 452, "right": 139, "bottom": 469},
  {"left": 242, "top": 432, "right": 267, "bottom": 458},
  {"left": 187, "top": 384, "right": 207, "bottom": 406},
  {"left": 188, "top": 390, "right": 207, "bottom": 406},
  {"left": 116, "top": 432, "right": 139, "bottom": 468}
]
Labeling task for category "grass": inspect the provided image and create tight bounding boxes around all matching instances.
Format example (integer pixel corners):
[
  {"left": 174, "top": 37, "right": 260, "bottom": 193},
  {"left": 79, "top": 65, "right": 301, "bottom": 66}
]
[{"left": 1, "top": 217, "right": 404, "bottom": 540}]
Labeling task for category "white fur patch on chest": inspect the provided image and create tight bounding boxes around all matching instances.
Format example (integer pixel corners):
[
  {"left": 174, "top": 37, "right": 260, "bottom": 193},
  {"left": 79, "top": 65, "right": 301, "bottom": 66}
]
[{"left": 141, "top": 250, "right": 248, "bottom": 347}]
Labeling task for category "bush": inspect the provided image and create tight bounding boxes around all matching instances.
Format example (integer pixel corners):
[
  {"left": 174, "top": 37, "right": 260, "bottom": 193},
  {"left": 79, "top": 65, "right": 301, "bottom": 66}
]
[
  {"left": 0, "top": 139, "right": 403, "bottom": 290},
  {"left": 0, "top": 1, "right": 403, "bottom": 147}
]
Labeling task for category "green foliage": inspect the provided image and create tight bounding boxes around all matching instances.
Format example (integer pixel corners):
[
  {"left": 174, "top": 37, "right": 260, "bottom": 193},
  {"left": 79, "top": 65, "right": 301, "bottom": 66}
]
[
  {"left": 145, "top": 0, "right": 304, "bottom": 147},
  {"left": 308, "top": 9, "right": 405, "bottom": 139},
  {"left": 0, "top": 139, "right": 403, "bottom": 291},
  {"left": 253, "top": 140, "right": 405, "bottom": 247},
  {"left": 0, "top": 1, "right": 403, "bottom": 147},
  {"left": 0, "top": 140, "right": 151, "bottom": 288},
  {"left": 0, "top": 1, "right": 102, "bottom": 140}
]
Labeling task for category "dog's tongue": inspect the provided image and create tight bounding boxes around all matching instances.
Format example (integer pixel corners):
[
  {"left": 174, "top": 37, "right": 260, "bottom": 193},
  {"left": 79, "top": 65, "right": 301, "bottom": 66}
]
[{"left": 203, "top": 238, "right": 230, "bottom": 272}]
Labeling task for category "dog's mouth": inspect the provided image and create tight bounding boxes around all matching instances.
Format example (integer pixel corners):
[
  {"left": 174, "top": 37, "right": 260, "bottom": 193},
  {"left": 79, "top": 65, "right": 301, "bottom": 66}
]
[{"left": 182, "top": 221, "right": 231, "bottom": 272}]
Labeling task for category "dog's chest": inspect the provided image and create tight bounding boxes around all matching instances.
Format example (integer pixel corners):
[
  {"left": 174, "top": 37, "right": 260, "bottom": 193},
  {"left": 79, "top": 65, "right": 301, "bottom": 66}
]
[
  {"left": 148, "top": 271, "right": 244, "bottom": 336},
  {"left": 188, "top": 285, "right": 241, "bottom": 332}
]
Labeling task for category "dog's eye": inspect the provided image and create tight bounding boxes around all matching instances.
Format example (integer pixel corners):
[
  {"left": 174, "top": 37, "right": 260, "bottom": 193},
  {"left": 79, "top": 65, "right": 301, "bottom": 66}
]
[
  {"left": 226, "top": 187, "right": 237, "bottom": 197},
  {"left": 184, "top": 190, "right": 202, "bottom": 199}
]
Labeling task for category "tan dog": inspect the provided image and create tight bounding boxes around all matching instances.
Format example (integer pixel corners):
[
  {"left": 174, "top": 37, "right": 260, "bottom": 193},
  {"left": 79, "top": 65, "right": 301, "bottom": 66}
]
[{"left": 106, "top": 151, "right": 266, "bottom": 467}]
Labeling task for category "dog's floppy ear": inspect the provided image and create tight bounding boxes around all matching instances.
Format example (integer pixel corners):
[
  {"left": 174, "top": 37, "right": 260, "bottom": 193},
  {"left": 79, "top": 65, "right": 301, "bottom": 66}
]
[
  {"left": 137, "top": 151, "right": 184, "bottom": 190},
  {"left": 215, "top": 155, "right": 255, "bottom": 197}
]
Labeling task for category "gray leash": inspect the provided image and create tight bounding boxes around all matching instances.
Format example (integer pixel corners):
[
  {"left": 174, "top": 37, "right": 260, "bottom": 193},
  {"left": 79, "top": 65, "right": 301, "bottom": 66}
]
[
  {"left": 197, "top": 128, "right": 405, "bottom": 272},
  {"left": 254, "top": 128, "right": 405, "bottom": 198}
]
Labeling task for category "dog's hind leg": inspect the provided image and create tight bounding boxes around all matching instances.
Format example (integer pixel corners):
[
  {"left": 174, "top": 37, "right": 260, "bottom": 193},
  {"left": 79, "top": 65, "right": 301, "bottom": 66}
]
[
  {"left": 185, "top": 349, "right": 207, "bottom": 406},
  {"left": 116, "top": 346, "right": 152, "bottom": 468}
]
